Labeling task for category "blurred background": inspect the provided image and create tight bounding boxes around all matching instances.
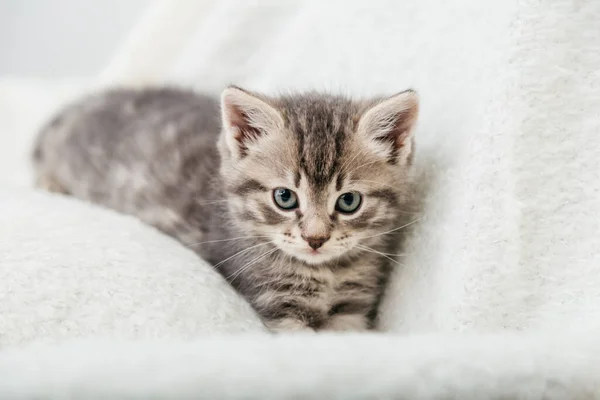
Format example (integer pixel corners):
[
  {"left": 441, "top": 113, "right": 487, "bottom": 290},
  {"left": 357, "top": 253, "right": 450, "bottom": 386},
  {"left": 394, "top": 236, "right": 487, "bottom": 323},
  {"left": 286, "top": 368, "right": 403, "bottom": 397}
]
[{"left": 0, "top": 0, "right": 149, "bottom": 78}]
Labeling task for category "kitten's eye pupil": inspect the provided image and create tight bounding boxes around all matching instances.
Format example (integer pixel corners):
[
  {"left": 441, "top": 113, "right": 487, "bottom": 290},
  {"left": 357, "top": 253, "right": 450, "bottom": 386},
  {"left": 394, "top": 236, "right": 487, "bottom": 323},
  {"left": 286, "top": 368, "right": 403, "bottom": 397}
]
[
  {"left": 273, "top": 188, "right": 299, "bottom": 210},
  {"left": 279, "top": 190, "right": 291, "bottom": 202},
  {"left": 341, "top": 194, "right": 354, "bottom": 206},
  {"left": 336, "top": 191, "right": 362, "bottom": 214}
]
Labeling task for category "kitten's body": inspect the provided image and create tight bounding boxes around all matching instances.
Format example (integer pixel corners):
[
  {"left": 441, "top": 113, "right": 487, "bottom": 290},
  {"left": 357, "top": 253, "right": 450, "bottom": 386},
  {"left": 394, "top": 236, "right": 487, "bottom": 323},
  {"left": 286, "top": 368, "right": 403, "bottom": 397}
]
[{"left": 33, "top": 87, "right": 417, "bottom": 332}]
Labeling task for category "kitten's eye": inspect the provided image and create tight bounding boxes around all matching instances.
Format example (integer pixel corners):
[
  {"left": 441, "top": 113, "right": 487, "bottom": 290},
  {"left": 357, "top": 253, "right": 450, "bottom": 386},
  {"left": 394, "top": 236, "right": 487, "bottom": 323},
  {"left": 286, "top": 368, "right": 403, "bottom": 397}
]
[
  {"left": 336, "top": 191, "right": 362, "bottom": 214},
  {"left": 273, "top": 188, "right": 299, "bottom": 210}
]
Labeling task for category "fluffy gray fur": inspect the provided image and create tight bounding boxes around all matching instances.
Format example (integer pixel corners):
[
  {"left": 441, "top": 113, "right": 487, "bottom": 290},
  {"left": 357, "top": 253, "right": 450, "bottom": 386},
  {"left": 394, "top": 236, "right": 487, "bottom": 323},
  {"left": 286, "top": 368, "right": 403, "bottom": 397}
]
[{"left": 32, "top": 86, "right": 419, "bottom": 332}]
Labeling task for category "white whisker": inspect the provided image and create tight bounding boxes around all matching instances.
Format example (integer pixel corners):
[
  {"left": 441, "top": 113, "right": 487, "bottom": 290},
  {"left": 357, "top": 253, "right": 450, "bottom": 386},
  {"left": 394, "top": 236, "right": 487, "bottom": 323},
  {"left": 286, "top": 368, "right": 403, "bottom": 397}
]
[
  {"left": 359, "top": 216, "right": 424, "bottom": 240},
  {"left": 213, "top": 241, "right": 274, "bottom": 270},
  {"left": 228, "top": 247, "right": 279, "bottom": 283},
  {"left": 185, "top": 235, "right": 271, "bottom": 247},
  {"left": 361, "top": 248, "right": 412, "bottom": 257},
  {"left": 356, "top": 244, "right": 407, "bottom": 268}
]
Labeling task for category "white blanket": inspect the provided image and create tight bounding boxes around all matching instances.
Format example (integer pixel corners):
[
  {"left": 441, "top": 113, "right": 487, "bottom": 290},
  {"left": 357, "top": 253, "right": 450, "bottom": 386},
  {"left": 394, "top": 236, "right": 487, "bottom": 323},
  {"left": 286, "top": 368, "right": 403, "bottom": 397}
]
[{"left": 1, "top": 0, "right": 600, "bottom": 397}]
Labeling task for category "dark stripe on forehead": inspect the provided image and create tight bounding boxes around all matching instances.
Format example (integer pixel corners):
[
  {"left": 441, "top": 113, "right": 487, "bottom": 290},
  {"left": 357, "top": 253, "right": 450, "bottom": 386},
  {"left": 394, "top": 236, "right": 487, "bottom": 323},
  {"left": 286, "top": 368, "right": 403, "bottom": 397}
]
[
  {"left": 301, "top": 115, "right": 345, "bottom": 187},
  {"left": 335, "top": 172, "right": 345, "bottom": 191},
  {"left": 281, "top": 95, "right": 353, "bottom": 188}
]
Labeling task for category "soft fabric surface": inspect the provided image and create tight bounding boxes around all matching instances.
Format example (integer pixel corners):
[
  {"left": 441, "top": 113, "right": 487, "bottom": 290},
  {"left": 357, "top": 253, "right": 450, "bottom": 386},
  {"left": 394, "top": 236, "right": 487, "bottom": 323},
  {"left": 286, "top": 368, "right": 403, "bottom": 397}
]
[
  {"left": 1, "top": 333, "right": 599, "bottom": 399},
  {"left": 1, "top": 0, "right": 600, "bottom": 397},
  {"left": 0, "top": 188, "right": 263, "bottom": 348}
]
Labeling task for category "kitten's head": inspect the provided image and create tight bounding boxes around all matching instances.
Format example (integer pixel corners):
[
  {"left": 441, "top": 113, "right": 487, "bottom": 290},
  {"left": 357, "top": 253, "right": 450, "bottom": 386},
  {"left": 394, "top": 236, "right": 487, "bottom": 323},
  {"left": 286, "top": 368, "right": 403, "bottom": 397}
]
[{"left": 218, "top": 86, "right": 418, "bottom": 265}]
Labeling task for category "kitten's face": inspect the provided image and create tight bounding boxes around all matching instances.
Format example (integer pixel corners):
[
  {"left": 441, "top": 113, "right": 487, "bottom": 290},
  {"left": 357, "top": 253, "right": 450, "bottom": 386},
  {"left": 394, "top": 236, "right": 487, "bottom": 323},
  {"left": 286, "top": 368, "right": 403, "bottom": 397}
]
[{"left": 219, "top": 88, "right": 418, "bottom": 265}]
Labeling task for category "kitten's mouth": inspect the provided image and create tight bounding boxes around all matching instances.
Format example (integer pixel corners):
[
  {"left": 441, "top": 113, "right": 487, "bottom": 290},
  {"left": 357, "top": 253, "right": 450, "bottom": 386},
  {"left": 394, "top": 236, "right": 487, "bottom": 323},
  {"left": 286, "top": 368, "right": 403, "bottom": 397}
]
[
  {"left": 285, "top": 246, "right": 335, "bottom": 265},
  {"left": 275, "top": 240, "right": 341, "bottom": 265}
]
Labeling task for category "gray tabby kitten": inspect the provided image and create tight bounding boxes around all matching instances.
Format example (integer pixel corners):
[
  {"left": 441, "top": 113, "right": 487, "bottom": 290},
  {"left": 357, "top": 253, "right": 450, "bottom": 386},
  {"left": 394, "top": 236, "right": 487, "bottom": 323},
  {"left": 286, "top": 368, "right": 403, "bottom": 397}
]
[{"left": 33, "top": 86, "right": 419, "bottom": 332}]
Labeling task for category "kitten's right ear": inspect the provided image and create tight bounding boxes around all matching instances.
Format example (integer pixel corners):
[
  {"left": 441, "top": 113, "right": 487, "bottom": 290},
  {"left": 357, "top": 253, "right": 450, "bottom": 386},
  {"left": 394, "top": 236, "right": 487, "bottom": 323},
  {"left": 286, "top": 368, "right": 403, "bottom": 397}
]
[
  {"left": 220, "top": 86, "right": 283, "bottom": 160},
  {"left": 357, "top": 90, "right": 419, "bottom": 165}
]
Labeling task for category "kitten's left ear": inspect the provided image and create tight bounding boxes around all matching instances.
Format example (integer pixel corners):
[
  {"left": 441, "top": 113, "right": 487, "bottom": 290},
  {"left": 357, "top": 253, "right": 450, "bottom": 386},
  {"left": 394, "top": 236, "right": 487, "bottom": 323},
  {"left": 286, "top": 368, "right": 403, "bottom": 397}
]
[
  {"left": 357, "top": 90, "right": 419, "bottom": 164},
  {"left": 220, "top": 86, "right": 284, "bottom": 160}
]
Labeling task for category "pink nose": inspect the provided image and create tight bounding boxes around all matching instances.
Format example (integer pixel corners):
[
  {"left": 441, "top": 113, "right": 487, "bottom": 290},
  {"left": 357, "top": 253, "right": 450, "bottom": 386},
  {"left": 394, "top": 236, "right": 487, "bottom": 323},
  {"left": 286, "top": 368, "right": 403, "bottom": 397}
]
[{"left": 302, "top": 235, "right": 330, "bottom": 250}]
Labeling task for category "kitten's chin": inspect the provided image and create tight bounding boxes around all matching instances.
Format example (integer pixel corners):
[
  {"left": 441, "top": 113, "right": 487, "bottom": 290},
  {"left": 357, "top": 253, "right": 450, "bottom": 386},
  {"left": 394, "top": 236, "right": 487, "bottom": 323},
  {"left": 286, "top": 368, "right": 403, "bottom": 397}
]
[{"left": 281, "top": 248, "right": 342, "bottom": 265}]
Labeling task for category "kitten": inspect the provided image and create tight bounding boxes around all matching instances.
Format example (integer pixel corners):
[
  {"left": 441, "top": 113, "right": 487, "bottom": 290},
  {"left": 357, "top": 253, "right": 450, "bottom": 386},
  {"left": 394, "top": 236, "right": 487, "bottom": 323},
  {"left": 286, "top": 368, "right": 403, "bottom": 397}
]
[{"left": 32, "top": 86, "right": 418, "bottom": 332}]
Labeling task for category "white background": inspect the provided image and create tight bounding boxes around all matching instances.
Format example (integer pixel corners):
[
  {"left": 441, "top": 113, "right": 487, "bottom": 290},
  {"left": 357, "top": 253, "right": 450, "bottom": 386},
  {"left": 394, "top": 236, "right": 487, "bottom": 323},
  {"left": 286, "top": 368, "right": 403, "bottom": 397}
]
[{"left": 0, "top": 0, "right": 148, "bottom": 78}]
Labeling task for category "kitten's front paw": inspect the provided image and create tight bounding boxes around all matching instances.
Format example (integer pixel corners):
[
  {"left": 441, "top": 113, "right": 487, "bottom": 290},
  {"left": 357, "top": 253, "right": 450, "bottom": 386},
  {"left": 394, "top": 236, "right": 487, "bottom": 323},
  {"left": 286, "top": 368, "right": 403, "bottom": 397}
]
[
  {"left": 265, "top": 318, "right": 315, "bottom": 334},
  {"left": 36, "top": 175, "right": 69, "bottom": 194},
  {"left": 323, "top": 314, "right": 369, "bottom": 332}
]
